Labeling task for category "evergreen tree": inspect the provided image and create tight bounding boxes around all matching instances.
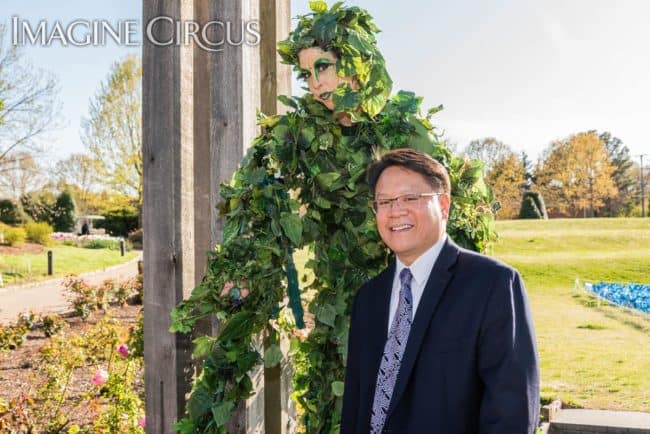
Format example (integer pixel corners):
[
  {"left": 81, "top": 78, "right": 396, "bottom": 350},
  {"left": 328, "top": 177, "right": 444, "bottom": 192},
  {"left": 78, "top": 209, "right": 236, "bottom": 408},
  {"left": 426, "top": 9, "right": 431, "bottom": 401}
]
[{"left": 53, "top": 190, "right": 76, "bottom": 232}]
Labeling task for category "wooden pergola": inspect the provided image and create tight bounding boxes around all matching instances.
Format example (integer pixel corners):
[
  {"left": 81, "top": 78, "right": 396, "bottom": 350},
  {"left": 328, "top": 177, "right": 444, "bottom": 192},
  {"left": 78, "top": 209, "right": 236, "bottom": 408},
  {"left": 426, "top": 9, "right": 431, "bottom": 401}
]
[{"left": 142, "top": 1, "right": 292, "bottom": 432}]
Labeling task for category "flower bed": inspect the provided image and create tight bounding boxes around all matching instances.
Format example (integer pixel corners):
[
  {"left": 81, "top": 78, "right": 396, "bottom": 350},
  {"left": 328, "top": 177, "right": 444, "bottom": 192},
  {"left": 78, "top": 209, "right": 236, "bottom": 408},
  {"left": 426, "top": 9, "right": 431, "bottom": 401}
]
[
  {"left": 51, "top": 233, "right": 125, "bottom": 250},
  {"left": 586, "top": 282, "right": 650, "bottom": 314}
]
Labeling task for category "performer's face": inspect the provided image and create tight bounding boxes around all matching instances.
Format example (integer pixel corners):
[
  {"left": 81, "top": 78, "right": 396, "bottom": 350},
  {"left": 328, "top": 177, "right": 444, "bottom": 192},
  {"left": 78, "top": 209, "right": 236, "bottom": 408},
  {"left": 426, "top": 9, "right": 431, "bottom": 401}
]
[
  {"left": 297, "top": 46, "right": 356, "bottom": 111},
  {"left": 373, "top": 166, "right": 449, "bottom": 266}
]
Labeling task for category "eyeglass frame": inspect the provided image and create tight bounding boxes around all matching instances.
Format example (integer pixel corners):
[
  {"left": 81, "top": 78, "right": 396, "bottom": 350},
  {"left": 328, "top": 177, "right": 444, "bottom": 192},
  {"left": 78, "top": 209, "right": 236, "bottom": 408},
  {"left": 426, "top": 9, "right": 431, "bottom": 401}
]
[{"left": 370, "top": 192, "right": 445, "bottom": 214}]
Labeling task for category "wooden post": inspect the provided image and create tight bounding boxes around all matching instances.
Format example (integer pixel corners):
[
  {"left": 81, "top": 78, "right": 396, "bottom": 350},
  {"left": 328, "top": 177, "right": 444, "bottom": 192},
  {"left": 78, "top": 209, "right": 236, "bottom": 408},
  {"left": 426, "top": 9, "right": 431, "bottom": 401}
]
[
  {"left": 144, "top": 0, "right": 292, "bottom": 431},
  {"left": 143, "top": 0, "right": 195, "bottom": 432},
  {"left": 207, "top": 1, "right": 264, "bottom": 432},
  {"left": 259, "top": 1, "right": 294, "bottom": 433}
]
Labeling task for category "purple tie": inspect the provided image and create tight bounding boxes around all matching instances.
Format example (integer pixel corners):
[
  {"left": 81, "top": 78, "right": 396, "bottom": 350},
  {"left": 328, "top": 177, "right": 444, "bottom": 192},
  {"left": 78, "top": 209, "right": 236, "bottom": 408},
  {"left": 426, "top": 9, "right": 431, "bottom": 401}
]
[{"left": 370, "top": 268, "right": 413, "bottom": 434}]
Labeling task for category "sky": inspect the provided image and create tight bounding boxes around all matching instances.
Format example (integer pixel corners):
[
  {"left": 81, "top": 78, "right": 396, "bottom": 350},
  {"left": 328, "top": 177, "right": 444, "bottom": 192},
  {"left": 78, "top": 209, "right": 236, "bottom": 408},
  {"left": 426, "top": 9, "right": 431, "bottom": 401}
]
[{"left": 3, "top": 0, "right": 649, "bottom": 166}]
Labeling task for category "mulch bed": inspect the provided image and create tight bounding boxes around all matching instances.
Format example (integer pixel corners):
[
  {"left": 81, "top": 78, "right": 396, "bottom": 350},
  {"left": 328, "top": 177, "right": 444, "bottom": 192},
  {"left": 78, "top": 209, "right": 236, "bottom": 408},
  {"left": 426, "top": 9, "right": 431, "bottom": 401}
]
[
  {"left": 0, "top": 242, "right": 45, "bottom": 255},
  {"left": 0, "top": 304, "right": 143, "bottom": 428}
]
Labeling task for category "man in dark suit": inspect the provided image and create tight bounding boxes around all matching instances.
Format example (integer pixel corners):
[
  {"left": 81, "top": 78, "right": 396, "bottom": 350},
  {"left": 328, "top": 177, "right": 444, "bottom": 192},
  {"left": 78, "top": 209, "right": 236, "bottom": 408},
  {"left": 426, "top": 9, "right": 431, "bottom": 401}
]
[{"left": 341, "top": 149, "right": 540, "bottom": 434}]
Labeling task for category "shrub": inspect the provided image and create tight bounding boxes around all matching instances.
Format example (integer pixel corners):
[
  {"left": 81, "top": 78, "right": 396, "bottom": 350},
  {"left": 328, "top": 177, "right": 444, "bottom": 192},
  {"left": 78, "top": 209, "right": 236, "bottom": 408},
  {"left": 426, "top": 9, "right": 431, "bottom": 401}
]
[
  {"left": 128, "top": 228, "right": 143, "bottom": 250},
  {"left": 52, "top": 190, "right": 76, "bottom": 232},
  {"left": 63, "top": 276, "right": 96, "bottom": 319},
  {"left": 20, "top": 192, "right": 56, "bottom": 224},
  {"left": 41, "top": 315, "right": 66, "bottom": 337},
  {"left": 3, "top": 227, "right": 26, "bottom": 246},
  {"left": 96, "top": 207, "right": 139, "bottom": 237},
  {"left": 25, "top": 222, "right": 53, "bottom": 245},
  {"left": 0, "top": 199, "right": 29, "bottom": 225},
  {"left": 83, "top": 238, "right": 120, "bottom": 250},
  {"left": 519, "top": 191, "right": 548, "bottom": 219},
  {"left": 0, "top": 323, "right": 28, "bottom": 351}
]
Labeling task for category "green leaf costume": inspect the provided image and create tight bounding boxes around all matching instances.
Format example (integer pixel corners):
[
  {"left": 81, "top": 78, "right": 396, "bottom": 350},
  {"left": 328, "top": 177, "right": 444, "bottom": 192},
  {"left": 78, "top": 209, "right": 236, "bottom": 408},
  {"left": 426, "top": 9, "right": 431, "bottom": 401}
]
[{"left": 171, "top": 2, "right": 495, "bottom": 433}]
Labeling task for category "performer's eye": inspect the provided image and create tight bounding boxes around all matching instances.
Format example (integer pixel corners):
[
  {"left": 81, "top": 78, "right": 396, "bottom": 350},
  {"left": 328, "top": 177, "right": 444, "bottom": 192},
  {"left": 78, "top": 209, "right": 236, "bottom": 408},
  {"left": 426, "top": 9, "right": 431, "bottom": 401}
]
[{"left": 298, "top": 70, "right": 311, "bottom": 81}]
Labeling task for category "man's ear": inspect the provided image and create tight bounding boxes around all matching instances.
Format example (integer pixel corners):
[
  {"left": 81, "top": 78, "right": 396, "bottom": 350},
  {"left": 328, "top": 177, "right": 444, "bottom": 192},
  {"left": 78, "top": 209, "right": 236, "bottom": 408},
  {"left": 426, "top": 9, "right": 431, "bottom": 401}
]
[{"left": 439, "top": 194, "right": 451, "bottom": 220}]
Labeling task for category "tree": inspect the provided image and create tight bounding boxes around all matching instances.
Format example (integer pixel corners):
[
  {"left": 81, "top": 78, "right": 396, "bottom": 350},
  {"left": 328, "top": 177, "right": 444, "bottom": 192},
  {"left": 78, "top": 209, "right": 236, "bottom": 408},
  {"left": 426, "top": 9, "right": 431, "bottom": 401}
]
[
  {"left": 52, "top": 190, "right": 76, "bottom": 232},
  {"left": 0, "top": 26, "right": 61, "bottom": 170},
  {"left": 535, "top": 132, "right": 617, "bottom": 217},
  {"left": 82, "top": 55, "right": 142, "bottom": 206},
  {"left": 597, "top": 131, "right": 637, "bottom": 216},
  {"left": 485, "top": 152, "right": 527, "bottom": 219},
  {"left": 0, "top": 151, "right": 49, "bottom": 199},
  {"left": 463, "top": 137, "right": 513, "bottom": 173},
  {"left": 54, "top": 153, "right": 97, "bottom": 213}
]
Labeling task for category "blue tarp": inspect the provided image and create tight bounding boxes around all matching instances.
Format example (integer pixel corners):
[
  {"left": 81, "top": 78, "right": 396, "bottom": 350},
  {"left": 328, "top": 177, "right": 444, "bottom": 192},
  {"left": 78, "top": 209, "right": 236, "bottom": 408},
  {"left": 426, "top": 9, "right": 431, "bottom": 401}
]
[{"left": 586, "top": 282, "right": 650, "bottom": 314}]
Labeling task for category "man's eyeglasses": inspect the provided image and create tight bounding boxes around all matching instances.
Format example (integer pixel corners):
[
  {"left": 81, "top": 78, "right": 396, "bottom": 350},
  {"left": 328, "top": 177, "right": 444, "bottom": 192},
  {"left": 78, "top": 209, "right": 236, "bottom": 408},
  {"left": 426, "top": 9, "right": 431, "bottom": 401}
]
[{"left": 371, "top": 192, "right": 444, "bottom": 214}]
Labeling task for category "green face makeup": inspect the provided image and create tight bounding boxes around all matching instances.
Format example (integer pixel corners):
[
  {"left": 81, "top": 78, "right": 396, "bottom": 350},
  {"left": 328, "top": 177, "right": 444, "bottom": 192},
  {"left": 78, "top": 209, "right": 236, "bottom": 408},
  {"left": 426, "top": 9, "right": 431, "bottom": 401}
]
[
  {"left": 298, "top": 57, "right": 335, "bottom": 83},
  {"left": 313, "top": 57, "right": 334, "bottom": 82}
]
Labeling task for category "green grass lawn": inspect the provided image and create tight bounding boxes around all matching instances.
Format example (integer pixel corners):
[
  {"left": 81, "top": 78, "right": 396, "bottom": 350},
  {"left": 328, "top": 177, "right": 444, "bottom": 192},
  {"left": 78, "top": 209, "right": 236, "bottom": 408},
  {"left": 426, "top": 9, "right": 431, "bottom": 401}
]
[
  {"left": 0, "top": 245, "right": 140, "bottom": 286},
  {"left": 491, "top": 218, "right": 650, "bottom": 411}
]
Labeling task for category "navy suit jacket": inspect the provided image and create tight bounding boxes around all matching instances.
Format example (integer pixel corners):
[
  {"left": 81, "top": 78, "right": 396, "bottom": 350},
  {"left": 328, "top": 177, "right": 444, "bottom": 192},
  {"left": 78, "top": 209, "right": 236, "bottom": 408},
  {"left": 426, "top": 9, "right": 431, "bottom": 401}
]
[{"left": 341, "top": 238, "right": 540, "bottom": 434}]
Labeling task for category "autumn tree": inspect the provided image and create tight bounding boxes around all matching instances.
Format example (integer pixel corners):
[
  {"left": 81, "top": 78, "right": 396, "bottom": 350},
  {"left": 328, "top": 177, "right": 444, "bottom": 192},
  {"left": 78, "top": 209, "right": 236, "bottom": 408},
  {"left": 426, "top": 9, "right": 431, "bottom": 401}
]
[
  {"left": 464, "top": 137, "right": 513, "bottom": 173},
  {"left": 596, "top": 131, "right": 637, "bottom": 216},
  {"left": 535, "top": 132, "right": 617, "bottom": 217},
  {"left": 464, "top": 138, "right": 526, "bottom": 219},
  {"left": 0, "top": 151, "right": 49, "bottom": 199},
  {"left": 485, "top": 152, "right": 527, "bottom": 219},
  {"left": 54, "top": 153, "right": 97, "bottom": 213},
  {"left": 0, "top": 26, "right": 61, "bottom": 170},
  {"left": 82, "top": 55, "right": 142, "bottom": 206}
]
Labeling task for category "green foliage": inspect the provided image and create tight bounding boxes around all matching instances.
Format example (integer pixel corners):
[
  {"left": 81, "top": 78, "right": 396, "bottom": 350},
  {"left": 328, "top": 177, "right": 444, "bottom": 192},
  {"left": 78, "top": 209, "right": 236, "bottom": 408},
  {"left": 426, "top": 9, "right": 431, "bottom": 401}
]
[
  {"left": 0, "top": 199, "right": 29, "bottom": 225},
  {"left": 2, "top": 226, "right": 26, "bottom": 246},
  {"left": 0, "top": 323, "right": 28, "bottom": 351},
  {"left": 20, "top": 191, "right": 56, "bottom": 223},
  {"left": 519, "top": 191, "right": 548, "bottom": 219},
  {"left": 41, "top": 314, "right": 66, "bottom": 337},
  {"left": 53, "top": 190, "right": 76, "bottom": 232},
  {"left": 128, "top": 310, "right": 144, "bottom": 358},
  {"left": 24, "top": 221, "right": 53, "bottom": 245},
  {"left": 83, "top": 238, "right": 121, "bottom": 249},
  {"left": 96, "top": 206, "right": 139, "bottom": 237}
]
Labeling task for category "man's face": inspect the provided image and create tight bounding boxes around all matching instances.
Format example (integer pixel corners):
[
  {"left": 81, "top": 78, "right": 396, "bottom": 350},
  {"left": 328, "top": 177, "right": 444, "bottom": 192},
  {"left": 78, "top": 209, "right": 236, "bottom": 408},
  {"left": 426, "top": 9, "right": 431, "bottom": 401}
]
[
  {"left": 374, "top": 166, "right": 450, "bottom": 266},
  {"left": 297, "top": 46, "right": 356, "bottom": 111}
]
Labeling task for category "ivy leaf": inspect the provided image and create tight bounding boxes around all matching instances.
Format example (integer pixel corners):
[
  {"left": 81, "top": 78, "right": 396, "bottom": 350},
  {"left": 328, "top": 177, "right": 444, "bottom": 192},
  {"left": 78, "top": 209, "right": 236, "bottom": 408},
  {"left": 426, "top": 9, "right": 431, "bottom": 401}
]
[
  {"left": 333, "top": 86, "right": 362, "bottom": 112},
  {"left": 393, "top": 90, "right": 421, "bottom": 114},
  {"left": 219, "top": 311, "right": 255, "bottom": 342},
  {"left": 264, "top": 343, "right": 283, "bottom": 368},
  {"left": 222, "top": 218, "right": 241, "bottom": 245},
  {"left": 277, "top": 95, "right": 298, "bottom": 110},
  {"left": 211, "top": 401, "right": 235, "bottom": 427},
  {"left": 314, "top": 303, "right": 337, "bottom": 327},
  {"left": 187, "top": 387, "right": 213, "bottom": 421},
  {"left": 280, "top": 213, "right": 303, "bottom": 246},
  {"left": 331, "top": 381, "right": 345, "bottom": 397},
  {"left": 316, "top": 172, "right": 342, "bottom": 191},
  {"left": 309, "top": 1, "right": 328, "bottom": 13},
  {"left": 192, "top": 336, "right": 216, "bottom": 358},
  {"left": 312, "top": 13, "right": 338, "bottom": 46}
]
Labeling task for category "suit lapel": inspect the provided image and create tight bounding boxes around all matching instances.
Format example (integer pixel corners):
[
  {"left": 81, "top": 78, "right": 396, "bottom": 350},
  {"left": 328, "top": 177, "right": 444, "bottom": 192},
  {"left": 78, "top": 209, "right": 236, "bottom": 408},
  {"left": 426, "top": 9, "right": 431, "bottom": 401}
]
[{"left": 386, "top": 238, "right": 460, "bottom": 417}]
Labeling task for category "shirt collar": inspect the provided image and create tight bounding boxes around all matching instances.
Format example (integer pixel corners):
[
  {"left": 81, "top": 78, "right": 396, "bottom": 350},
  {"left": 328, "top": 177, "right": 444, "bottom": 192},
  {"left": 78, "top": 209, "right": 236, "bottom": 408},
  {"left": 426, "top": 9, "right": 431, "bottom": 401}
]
[{"left": 395, "top": 234, "right": 447, "bottom": 286}]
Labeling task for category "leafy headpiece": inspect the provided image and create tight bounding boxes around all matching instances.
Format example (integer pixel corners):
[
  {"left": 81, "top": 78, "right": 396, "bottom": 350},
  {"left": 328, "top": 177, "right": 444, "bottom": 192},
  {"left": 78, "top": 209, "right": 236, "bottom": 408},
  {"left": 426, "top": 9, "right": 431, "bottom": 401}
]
[{"left": 277, "top": 1, "right": 393, "bottom": 120}]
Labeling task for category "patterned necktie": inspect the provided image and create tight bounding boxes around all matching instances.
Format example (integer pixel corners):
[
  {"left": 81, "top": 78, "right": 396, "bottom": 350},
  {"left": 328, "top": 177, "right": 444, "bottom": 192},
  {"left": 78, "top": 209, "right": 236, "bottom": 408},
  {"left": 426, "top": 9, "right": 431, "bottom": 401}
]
[{"left": 370, "top": 268, "right": 414, "bottom": 434}]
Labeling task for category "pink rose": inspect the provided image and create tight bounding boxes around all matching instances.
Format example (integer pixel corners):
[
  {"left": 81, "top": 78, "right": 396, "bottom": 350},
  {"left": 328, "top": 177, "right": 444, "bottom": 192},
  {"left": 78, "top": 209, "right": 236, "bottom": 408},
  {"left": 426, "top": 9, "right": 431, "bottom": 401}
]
[
  {"left": 92, "top": 368, "right": 109, "bottom": 386},
  {"left": 139, "top": 416, "right": 146, "bottom": 428},
  {"left": 117, "top": 344, "right": 129, "bottom": 359}
]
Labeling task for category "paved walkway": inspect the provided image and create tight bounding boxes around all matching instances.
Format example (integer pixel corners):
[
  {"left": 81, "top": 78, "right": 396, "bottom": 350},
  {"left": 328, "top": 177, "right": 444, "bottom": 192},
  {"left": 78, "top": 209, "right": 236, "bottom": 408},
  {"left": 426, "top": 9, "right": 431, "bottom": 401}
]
[
  {"left": 0, "top": 254, "right": 142, "bottom": 323},
  {"left": 552, "top": 409, "right": 650, "bottom": 432}
]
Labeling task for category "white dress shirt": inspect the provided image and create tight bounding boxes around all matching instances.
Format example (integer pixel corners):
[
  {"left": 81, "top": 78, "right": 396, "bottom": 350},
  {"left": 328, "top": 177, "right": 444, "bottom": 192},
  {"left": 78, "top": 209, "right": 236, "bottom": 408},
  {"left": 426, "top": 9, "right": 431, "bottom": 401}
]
[{"left": 387, "top": 234, "right": 447, "bottom": 333}]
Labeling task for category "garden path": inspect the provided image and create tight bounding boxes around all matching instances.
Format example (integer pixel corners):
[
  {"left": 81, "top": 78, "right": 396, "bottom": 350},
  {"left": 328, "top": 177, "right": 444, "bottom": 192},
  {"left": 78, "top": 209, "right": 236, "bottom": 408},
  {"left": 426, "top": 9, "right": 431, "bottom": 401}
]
[{"left": 0, "top": 253, "right": 142, "bottom": 324}]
